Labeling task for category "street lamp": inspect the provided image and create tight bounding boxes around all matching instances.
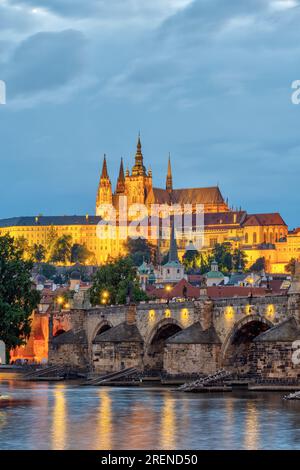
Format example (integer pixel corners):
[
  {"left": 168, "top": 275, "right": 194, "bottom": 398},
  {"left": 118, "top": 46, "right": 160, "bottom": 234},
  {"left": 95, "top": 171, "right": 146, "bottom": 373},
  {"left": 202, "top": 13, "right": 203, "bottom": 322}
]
[
  {"left": 165, "top": 284, "right": 172, "bottom": 304},
  {"left": 101, "top": 290, "right": 109, "bottom": 306}
]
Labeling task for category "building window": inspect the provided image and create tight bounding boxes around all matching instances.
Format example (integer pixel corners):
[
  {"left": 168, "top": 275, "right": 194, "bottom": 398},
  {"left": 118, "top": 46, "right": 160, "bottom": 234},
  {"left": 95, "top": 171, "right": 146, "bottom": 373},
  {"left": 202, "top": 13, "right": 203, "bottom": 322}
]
[
  {"left": 253, "top": 232, "right": 257, "bottom": 244},
  {"left": 245, "top": 233, "right": 248, "bottom": 244},
  {"left": 209, "top": 238, "right": 217, "bottom": 247}
]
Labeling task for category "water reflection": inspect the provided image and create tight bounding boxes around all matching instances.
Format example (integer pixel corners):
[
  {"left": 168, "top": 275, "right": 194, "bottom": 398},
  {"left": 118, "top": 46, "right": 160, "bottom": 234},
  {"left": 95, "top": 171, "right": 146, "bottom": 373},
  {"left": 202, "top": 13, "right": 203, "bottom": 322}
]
[
  {"left": 96, "top": 390, "right": 112, "bottom": 449},
  {"left": 161, "top": 393, "right": 176, "bottom": 449},
  {"left": 244, "top": 401, "right": 260, "bottom": 450},
  {"left": 52, "top": 384, "right": 67, "bottom": 450},
  {"left": 1, "top": 373, "right": 300, "bottom": 450}
]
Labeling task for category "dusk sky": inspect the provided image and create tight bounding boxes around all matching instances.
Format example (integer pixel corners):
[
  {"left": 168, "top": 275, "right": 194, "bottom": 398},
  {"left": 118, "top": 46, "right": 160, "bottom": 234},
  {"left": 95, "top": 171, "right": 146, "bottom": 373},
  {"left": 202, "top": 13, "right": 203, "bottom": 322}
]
[{"left": 0, "top": 0, "right": 300, "bottom": 227}]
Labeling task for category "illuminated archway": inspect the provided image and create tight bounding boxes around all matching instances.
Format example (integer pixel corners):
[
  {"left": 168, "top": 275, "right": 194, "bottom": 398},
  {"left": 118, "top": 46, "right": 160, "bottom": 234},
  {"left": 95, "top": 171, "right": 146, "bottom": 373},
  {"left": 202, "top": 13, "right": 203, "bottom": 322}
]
[
  {"left": 145, "top": 319, "right": 183, "bottom": 371},
  {"left": 221, "top": 314, "right": 273, "bottom": 373}
]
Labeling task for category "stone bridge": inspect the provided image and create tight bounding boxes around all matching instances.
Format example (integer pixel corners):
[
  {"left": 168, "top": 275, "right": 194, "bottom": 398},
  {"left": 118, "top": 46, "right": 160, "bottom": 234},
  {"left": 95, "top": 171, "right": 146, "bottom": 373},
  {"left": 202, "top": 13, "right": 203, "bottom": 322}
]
[{"left": 50, "top": 288, "right": 300, "bottom": 380}]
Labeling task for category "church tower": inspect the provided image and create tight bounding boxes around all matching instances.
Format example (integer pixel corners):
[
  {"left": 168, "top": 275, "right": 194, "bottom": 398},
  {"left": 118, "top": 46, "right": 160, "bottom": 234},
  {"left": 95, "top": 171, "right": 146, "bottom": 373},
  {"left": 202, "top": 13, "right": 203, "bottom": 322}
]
[
  {"left": 96, "top": 155, "right": 112, "bottom": 214},
  {"left": 131, "top": 135, "right": 146, "bottom": 177},
  {"left": 125, "top": 135, "right": 153, "bottom": 206},
  {"left": 115, "top": 158, "right": 125, "bottom": 194}
]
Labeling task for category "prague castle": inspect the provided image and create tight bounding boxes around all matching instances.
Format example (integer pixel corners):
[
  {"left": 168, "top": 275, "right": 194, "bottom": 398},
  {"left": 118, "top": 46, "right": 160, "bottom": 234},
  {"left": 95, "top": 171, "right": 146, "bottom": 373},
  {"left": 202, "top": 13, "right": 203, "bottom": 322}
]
[{"left": 0, "top": 136, "right": 299, "bottom": 272}]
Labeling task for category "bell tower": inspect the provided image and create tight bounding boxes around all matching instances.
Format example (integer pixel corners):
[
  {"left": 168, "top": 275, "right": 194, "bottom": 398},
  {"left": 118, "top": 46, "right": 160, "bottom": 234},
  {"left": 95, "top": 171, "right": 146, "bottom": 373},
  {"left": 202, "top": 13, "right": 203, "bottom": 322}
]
[{"left": 96, "top": 154, "right": 112, "bottom": 214}]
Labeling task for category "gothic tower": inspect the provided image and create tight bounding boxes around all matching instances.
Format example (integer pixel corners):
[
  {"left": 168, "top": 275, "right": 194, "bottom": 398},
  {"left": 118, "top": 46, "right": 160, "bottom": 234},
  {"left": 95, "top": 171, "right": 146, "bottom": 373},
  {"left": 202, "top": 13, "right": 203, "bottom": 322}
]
[
  {"left": 115, "top": 158, "right": 125, "bottom": 194},
  {"left": 125, "top": 135, "right": 153, "bottom": 206},
  {"left": 96, "top": 155, "right": 112, "bottom": 214}
]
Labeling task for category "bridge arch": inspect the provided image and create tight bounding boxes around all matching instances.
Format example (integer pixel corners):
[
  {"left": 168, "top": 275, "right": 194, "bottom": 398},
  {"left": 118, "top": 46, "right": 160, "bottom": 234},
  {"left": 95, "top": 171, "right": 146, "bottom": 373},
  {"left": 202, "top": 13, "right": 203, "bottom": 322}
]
[
  {"left": 221, "top": 314, "right": 273, "bottom": 372},
  {"left": 53, "top": 328, "right": 67, "bottom": 338},
  {"left": 144, "top": 318, "right": 183, "bottom": 371},
  {"left": 92, "top": 321, "right": 113, "bottom": 343}
]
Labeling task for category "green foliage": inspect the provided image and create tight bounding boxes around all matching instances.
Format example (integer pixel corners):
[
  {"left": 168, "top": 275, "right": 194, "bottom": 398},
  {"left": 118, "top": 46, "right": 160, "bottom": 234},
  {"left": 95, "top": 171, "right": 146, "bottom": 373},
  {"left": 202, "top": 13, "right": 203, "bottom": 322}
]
[
  {"left": 71, "top": 243, "right": 92, "bottom": 264},
  {"left": 90, "top": 257, "right": 148, "bottom": 306},
  {"left": 40, "top": 263, "right": 57, "bottom": 280},
  {"left": 182, "top": 247, "right": 199, "bottom": 271},
  {"left": 285, "top": 258, "right": 296, "bottom": 275},
  {"left": 15, "top": 236, "right": 30, "bottom": 258},
  {"left": 232, "top": 248, "right": 247, "bottom": 271},
  {"left": 210, "top": 243, "right": 247, "bottom": 274},
  {"left": 49, "top": 234, "right": 72, "bottom": 264},
  {"left": 126, "top": 237, "right": 154, "bottom": 266},
  {"left": 196, "top": 253, "right": 210, "bottom": 274},
  {"left": 30, "top": 244, "right": 46, "bottom": 263},
  {"left": 249, "top": 257, "right": 266, "bottom": 273},
  {"left": 211, "top": 242, "right": 233, "bottom": 273},
  {"left": 45, "top": 226, "right": 58, "bottom": 261},
  {"left": 0, "top": 235, "right": 41, "bottom": 350}
]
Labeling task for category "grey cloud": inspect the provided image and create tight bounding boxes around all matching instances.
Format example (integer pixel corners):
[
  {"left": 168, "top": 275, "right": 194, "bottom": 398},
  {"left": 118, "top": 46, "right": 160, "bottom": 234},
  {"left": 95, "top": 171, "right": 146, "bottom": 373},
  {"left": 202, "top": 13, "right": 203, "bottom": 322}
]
[{"left": 3, "top": 30, "right": 87, "bottom": 98}]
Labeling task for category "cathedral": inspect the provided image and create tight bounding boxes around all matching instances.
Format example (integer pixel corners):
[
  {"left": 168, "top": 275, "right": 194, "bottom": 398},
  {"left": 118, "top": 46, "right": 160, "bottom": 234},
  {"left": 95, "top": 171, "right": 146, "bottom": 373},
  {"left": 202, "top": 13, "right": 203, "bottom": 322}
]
[
  {"left": 96, "top": 135, "right": 228, "bottom": 215},
  {"left": 0, "top": 136, "right": 298, "bottom": 272}
]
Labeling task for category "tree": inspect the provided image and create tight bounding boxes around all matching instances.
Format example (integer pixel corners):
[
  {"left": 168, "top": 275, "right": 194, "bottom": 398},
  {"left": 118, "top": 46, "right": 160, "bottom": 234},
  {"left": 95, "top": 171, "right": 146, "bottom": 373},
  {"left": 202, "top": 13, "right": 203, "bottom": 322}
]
[
  {"left": 249, "top": 257, "right": 266, "bottom": 273},
  {"left": 196, "top": 253, "right": 210, "bottom": 274},
  {"left": 30, "top": 244, "right": 46, "bottom": 263},
  {"left": 285, "top": 258, "right": 297, "bottom": 275},
  {"left": 232, "top": 249, "right": 247, "bottom": 272},
  {"left": 45, "top": 226, "right": 58, "bottom": 261},
  {"left": 211, "top": 242, "right": 233, "bottom": 273},
  {"left": 40, "top": 263, "right": 57, "bottom": 280},
  {"left": 50, "top": 234, "right": 72, "bottom": 264},
  {"left": 182, "top": 246, "right": 199, "bottom": 271},
  {"left": 0, "top": 235, "right": 40, "bottom": 351},
  {"left": 71, "top": 243, "right": 92, "bottom": 264},
  {"left": 15, "top": 236, "right": 30, "bottom": 259},
  {"left": 90, "top": 257, "right": 148, "bottom": 306},
  {"left": 125, "top": 237, "right": 154, "bottom": 266}
]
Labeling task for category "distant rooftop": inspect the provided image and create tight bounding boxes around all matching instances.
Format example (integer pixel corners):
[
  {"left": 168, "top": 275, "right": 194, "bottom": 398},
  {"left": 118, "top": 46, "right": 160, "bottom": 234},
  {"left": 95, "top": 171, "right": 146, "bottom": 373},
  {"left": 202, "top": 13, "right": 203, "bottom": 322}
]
[{"left": 0, "top": 215, "right": 101, "bottom": 227}]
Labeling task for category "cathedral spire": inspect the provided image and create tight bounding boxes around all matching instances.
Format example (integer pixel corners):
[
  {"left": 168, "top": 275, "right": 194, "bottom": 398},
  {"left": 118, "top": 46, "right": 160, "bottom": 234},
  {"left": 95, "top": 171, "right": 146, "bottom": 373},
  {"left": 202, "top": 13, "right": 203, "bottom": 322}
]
[
  {"left": 168, "top": 216, "right": 179, "bottom": 263},
  {"left": 166, "top": 153, "right": 173, "bottom": 191},
  {"left": 116, "top": 157, "right": 125, "bottom": 194},
  {"left": 101, "top": 154, "right": 109, "bottom": 180},
  {"left": 132, "top": 133, "right": 146, "bottom": 176}
]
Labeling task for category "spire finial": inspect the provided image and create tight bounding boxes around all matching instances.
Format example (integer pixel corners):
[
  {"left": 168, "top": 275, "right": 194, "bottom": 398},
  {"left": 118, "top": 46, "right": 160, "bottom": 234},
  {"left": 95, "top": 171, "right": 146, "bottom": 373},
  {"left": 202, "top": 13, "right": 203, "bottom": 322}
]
[
  {"left": 132, "top": 132, "right": 146, "bottom": 176},
  {"left": 166, "top": 153, "right": 173, "bottom": 192},
  {"left": 116, "top": 157, "right": 125, "bottom": 194},
  {"left": 168, "top": 215, "right": 179, "bottom": 263},
  {"left": 101, "top": 154, "right": 109, "bottom": 179}
]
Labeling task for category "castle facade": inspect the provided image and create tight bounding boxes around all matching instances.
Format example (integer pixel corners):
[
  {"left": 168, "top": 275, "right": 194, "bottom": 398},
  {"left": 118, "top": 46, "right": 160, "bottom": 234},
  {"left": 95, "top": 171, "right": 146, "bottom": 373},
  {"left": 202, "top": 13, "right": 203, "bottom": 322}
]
[{"left": 0, "top": 136, "right": 298, "bottom": 272}]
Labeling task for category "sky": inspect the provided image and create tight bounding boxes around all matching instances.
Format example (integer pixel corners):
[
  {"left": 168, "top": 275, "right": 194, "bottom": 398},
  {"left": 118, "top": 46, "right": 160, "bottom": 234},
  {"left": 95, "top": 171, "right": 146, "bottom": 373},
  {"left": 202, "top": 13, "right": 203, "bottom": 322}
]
[{"left": 0, "top": 0, "right": 300, "bottom": 227}]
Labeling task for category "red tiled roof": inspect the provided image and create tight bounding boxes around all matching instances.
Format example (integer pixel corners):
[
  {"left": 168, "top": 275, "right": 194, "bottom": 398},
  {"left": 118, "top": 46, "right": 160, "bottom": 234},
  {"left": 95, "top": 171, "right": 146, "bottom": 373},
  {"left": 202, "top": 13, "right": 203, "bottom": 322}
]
[
  {"left": 243, "top": 213, "right": 286, "bottom": 227},
  {"left": 207, "top": 286, "right": 277, "bottom": 299},
  {"left": 148, "top": 279, "right": 200, "bottom": 299}
]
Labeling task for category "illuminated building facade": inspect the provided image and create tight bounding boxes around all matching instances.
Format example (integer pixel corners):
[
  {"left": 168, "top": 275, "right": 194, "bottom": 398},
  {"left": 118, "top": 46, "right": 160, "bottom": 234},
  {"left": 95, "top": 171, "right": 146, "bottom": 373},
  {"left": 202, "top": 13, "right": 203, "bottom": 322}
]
[{"left": 0, "top": 136, "right": 298, "bottom": 272}]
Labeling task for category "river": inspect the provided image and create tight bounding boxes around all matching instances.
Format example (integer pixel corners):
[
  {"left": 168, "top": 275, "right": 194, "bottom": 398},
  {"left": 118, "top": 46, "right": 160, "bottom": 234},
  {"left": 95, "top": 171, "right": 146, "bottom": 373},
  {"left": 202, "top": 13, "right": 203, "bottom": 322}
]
[{"left": 1, "top": 372, "right": 300, "bottom": 450}]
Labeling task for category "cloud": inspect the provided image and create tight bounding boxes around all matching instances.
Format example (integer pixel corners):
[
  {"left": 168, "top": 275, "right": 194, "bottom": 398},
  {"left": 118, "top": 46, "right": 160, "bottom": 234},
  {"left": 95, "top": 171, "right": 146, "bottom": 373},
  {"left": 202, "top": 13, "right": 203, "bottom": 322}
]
[
  {"left": 8, "top": 0, "right": 193, "bottom": 22},
  {"left": 2, "top": 30, "right": 89, "bottom": 103}
]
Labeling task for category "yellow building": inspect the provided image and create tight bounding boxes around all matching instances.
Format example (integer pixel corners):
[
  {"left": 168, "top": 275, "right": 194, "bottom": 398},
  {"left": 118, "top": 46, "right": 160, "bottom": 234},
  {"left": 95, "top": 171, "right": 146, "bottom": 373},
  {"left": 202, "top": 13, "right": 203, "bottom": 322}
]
[{"left": 0, "top": 136, "right": 298, "bottom": 272}]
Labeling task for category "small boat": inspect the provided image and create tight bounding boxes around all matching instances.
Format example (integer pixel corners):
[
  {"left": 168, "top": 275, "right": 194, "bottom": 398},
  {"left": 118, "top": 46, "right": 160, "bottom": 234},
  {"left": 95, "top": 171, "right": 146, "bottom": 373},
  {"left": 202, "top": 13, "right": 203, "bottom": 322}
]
[{"left": 283, "top": 391, "right": 300, "bottom": 400}]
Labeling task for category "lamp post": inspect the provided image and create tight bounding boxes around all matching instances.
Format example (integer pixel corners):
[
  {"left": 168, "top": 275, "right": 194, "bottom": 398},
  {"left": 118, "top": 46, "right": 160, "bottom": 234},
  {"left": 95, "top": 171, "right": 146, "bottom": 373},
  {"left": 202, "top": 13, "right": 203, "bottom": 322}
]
[
  {"left": 101, "top": 290, "right": 109, "bottom": 307},
  {"left": 165, "top": 284, "right": 172, "bottom": 305}
]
